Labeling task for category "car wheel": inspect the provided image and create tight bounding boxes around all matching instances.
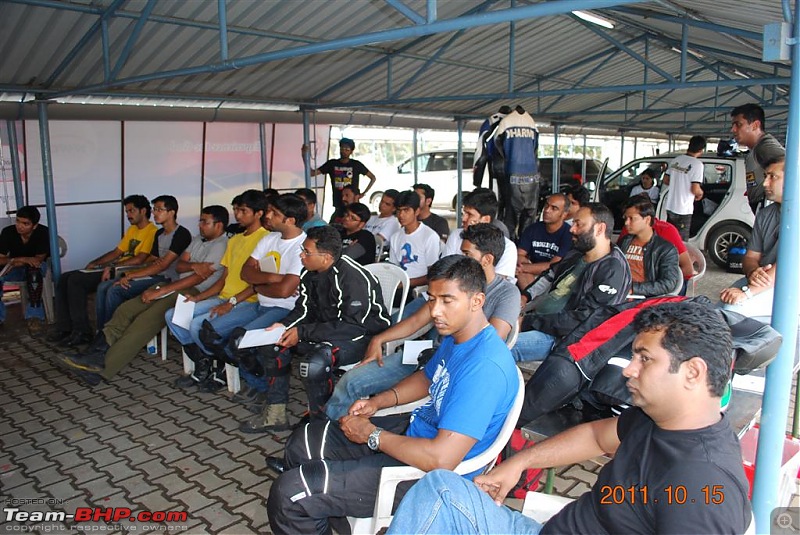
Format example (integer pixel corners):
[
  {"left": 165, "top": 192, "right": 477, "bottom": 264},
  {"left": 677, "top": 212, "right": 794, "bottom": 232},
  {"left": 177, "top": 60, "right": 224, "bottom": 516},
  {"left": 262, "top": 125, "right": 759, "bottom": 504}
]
[
  {"left": 369, "top": 192, "right": 383, "bottom": 213},
  {"left": 706, "top": 223, "right": 752, "bottom": 269}
]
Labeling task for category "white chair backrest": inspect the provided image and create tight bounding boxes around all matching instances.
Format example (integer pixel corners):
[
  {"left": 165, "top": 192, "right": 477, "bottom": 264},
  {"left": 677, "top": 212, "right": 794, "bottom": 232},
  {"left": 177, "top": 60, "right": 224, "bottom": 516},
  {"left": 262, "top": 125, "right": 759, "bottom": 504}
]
[
  {"left": 684, "top": 242, "right": 706, "bottom": 297},
  {"left": 506, "top": 318, "right": 520, "bottom": 350},
  {"left": 365, "top": 263, "right": 410, "bottom": 321},
  {"left": 349, "top": 367, "right": 526, "bottom": 534},
  {"left": 374, "top": 234, "right": 385, "bottom": 263}
]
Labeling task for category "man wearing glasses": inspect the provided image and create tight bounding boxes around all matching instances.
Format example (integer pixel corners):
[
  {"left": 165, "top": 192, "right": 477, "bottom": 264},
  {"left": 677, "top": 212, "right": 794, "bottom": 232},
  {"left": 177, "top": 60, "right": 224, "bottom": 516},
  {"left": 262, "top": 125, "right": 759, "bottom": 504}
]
[
  {"left": 92, "top": 195, "right": 191, "bottom": 340},
  {"left": 233, "top": 225, "right": 391, "bottom": 433}
]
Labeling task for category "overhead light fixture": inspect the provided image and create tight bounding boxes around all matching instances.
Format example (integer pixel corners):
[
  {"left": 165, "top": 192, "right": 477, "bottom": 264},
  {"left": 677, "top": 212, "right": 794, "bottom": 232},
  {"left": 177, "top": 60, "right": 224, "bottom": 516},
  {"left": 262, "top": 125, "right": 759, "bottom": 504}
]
[
  {"left": 670, "top": 46, "right": 704, "bottom": 59},
  {"left": 733, "top": 70, "right": 750, "bottom": 79},
  {"left": 572, "top": 10, "right": 614, "bottom": 29}
]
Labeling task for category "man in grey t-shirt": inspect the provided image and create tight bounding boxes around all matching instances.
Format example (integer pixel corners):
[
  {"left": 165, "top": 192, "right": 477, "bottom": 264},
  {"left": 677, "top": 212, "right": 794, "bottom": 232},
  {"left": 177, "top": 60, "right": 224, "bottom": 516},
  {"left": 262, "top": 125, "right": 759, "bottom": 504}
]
[
  {"left": 325, "top": 223, "right": 520, "bottom": 420},
  {"left": 721, "top": 147, "right": 784, "bottom": 317}
]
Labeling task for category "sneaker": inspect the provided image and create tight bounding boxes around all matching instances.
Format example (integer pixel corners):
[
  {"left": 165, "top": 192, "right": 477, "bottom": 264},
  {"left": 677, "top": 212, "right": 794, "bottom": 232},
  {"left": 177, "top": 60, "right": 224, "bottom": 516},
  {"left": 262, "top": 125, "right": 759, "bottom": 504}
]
[
  {"left": 238, "top": 404, "right": 290, "bottom": 433},
  {"left": 46, "top": 330, "right": 72, "bottom": 344},
  {"left": 63, "top": 331, "right": 94, "bottom": 348},
  {"left": 60, "top": 351, "right": 105, "bottom": 373}
]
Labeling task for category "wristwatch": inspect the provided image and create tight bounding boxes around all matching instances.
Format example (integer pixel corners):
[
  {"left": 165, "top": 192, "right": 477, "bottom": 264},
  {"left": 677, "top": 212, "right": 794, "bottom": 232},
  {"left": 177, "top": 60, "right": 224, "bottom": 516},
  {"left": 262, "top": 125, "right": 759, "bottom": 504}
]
[
  {"left": 741, "top": 286, "right": 753, "bottom": 299},
  {"left": 367, "top": 427, "right": 383, "bottom": 451},
  {"left": 228, "top": 296, "right": 238, "bottom": 306}
]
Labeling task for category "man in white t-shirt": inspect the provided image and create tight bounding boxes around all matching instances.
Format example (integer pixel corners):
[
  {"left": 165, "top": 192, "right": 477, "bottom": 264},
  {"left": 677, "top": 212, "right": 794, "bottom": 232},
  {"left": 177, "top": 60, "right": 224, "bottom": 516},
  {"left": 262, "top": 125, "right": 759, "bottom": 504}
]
[
  {"left": 389, "top": 190, "right": 441, "bottom": 289},
  {"left": 197, "top": 194, "right": 307, "bottom": 392},
  {"left": 443, "top": 188, "right": 516, "bottom": 281},
  {"left": 663, "top": 135, "right": 706, "bottom": 240},
  {"left": 365, "top": 189, "right": 401, "bottom": 244}
]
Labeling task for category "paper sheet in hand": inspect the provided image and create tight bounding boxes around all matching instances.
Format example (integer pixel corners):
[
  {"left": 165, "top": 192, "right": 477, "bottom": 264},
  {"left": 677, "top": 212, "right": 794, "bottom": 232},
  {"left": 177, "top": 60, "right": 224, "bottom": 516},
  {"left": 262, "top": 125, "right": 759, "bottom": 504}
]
[
  {"left": 403, "top": 339, "right": 433, "bottom": 365},
  {"left": 238, "top": 326, "right": 286, "bottom": 349},
  {"left": 170, "top": 295, "right": 196, "bottom": 329},
  {"left": 259, "top": 255, "right": 278, "bottom": 273}
]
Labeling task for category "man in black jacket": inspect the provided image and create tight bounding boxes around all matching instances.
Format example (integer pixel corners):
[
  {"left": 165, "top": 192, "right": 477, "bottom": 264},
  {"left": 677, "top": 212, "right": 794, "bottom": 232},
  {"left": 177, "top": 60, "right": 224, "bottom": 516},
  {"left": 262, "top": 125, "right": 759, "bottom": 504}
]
[
  {"left": 236, "top": 225, "right": 391, "bottom": 432},
  {"left": 513, "top": 203, "right": 631, "bottom": 363},
  {"left": 617, "top": 195, "right": 681, "bottom": 298}
]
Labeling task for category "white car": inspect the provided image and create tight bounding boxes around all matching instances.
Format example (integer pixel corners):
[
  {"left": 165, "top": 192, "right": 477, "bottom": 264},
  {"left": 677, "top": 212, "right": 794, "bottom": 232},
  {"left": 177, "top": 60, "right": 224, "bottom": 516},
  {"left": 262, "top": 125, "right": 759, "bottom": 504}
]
[{"left": 590, "top": 152, "right": 754, "bottom": 268}]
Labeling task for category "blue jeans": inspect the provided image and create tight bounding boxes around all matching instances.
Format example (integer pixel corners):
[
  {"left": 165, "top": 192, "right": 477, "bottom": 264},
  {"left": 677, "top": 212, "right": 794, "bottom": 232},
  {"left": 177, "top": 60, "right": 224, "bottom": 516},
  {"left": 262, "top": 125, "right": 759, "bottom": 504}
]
[
  {"left": 95, "top": 276, "right": 168, "bottom": 330},
  {"left": 0, "top": 265, "right": 46, "bottom": 322},
  {"left": 325, "top": 352, "right": 417, "bottom": 420},
  {"left": 165, "top": 298, "right": 289, "bottom": 355},
  {"left": 511, "top": 329, "right": 556, "bottom": 362},
  {"left": 387, "top": 469, "right": 542, "bottom": 534}
]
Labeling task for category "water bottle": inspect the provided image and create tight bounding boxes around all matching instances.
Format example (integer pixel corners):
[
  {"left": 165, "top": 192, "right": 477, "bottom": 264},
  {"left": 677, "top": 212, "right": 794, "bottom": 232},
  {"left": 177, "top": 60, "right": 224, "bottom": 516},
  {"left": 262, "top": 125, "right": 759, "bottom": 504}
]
[{"left": 147, "top": 336, "right": 158, "bottom": 355}]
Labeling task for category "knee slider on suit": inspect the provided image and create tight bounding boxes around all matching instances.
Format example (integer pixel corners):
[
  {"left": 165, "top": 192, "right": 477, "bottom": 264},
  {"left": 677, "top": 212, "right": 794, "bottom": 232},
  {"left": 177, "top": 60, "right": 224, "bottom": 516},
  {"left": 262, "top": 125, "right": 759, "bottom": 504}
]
[
  {"left": 298, "top": 344, "right": 334, "bottom": 383},
  {"left": 239, "top": 343, "right": 292, "bottom": 378}
]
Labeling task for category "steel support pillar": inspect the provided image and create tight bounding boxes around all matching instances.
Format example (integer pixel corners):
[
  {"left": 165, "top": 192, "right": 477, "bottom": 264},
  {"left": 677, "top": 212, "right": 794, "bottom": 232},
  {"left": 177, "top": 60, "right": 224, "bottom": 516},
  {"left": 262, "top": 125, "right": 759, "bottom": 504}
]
[
  {"left": 36, "top": 102, "right": 61, "bottom": 282},
  {"left": 5, "top": 120, "right": 24, "bottom": 211},
  {"left": 751, "top": 0, "right": 800, "bottom": 530}
]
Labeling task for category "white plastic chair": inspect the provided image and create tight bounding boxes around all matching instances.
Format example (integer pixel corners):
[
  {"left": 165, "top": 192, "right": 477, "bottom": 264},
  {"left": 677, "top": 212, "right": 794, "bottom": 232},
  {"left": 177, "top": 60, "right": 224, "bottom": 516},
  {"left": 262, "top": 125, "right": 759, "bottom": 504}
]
[
  {"left": 374, "top": 234, "right": 385, "bottom": 263},
  {"left": 347, "top": 367, "right": 526, "bottom": 535},
  {"left": 685, "top": 242, "right": 706, "bottom": 297},
  {"left": 521, "top": 492, "right": 574, "bottom": 524},
  {"left": 365, "top": 263, "right": 410, "bottom": 322}
]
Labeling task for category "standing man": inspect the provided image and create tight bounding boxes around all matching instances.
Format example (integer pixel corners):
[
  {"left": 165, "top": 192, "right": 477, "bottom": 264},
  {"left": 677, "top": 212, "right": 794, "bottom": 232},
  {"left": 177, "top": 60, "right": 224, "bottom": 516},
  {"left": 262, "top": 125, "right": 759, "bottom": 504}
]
[
  {"left": 49, "top": 195, "right": 157, "bottom": 347},
  {"left": 387, "top": 301, "right": 752, "bottom": 535},
  {"left": 720, "top": 147, "right": 785, "bottom": 317},
  {"left": 0, "top": 206, "right": 50, "bottom": 332},
  {"left": 237, "top": 225, "right": 391, "bottom": 432},
  {"left": 618, "top": 196, "right": 682, "bottom": 298},
  {"left": 94, "top": 195, "right": 192, "bottom": 331},
  {"left": 663, "top": 135, "right": 706, "bottom": 240},
  {"left": 304, "top": 138, "right": 376, "bottom": 218},
  {"left": 730, "top": 103, "right": 785, "bottom": 214},
  {"left": 266, "top": 255, "right": 519, "bottom": 535},
  {"left": 516, "top": 193, "right": 572, "bottom": 290},
  {"left": 413, "top": 183, "right": 450, "bottom": 241},
  {"left": 57, "top": 206, "right": 229, "bottom": 386},
  {"left": 389, "top": 191, "right": 441, "bottom": 289}
]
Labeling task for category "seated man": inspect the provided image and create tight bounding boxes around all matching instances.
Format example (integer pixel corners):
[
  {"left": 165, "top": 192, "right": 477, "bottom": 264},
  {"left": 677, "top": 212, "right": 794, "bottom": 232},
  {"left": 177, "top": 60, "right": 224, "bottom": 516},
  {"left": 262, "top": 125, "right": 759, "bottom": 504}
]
[
  {"left": 236, "top": 225, "right": 391, "bottom": 433},
  {"left": 266, "top": 255, "right": 519, "bottom": 535},
  {"left": 720, "top": 148, "right": 784, "bottom": 318},
  {"left": 326, "top": 223, "right": 521, "bottom": 420},
  {"left": 516, "top": 193, "right": 572, "bottom": 290},
  {"left": 0, "top": 205, "right": 50, "bottom": 332},
  {"left": 628, "top": 167, "right": 660, "bottom": 203},
  {"left": 513, "top": 203, "right": 631, "bottom": 371},
  {"left": 340, "top": 202, "right": 376, "bottom": 265},
  {"left": 389, "top": 190, "right": 441, "bottom": 290},
  {"left": 388, "top": 301, "right": 752, "bottom": 535},
  {"left": 414, "top": 183, "right": 450, "bottom": 241},
  {"left": 442, "top": 188, "right": 517, "bottom": 281},
  {"left": 617, "top": 195, "right": 681, "bottom": 297},
  {"left": 329, "top": 184, "right": 362, "bottom": 227},
  {"left": 365, "top": 188, "right": 401, "bottom": 243},
  {"left": 94, "top": 195, "right": 192, "bottom": 331},
  {"left": 49, "top": 195, "right": 157, "bottom": 347},
  {"left": 165, "top": 189, "right": 268, "bottom": 390},
  {"left": 294, "top": 188, "right": 327, "bottom": 231},
  {"left": 617, "top": 203, "right": 694, "bottom": 294},
  {"left": 57, "top": 206, "right": 229, "bottom": 386},
  {"left": 564, "top": 184, "right": 589, "bottom": 226}
]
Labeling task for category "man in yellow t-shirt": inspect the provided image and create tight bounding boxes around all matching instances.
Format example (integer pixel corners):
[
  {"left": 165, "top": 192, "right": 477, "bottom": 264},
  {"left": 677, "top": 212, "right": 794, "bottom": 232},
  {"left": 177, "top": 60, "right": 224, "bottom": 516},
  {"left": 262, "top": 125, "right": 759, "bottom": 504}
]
[
  {"left": 165, "top": 189, "right": 268, "bottom": 389},
  {"left": 48, "top": 195, "right": 157, "bottom": 348}
]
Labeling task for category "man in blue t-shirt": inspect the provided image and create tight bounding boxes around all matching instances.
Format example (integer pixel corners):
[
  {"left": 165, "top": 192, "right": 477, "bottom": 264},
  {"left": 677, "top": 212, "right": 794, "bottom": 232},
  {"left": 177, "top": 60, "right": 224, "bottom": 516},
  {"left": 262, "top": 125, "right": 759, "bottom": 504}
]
[
  {"left": 266, "top": 255, "right": 519, "bottom": 535},
  {"left": 516, "top": 193, "right": 572, "bottom": 290}
]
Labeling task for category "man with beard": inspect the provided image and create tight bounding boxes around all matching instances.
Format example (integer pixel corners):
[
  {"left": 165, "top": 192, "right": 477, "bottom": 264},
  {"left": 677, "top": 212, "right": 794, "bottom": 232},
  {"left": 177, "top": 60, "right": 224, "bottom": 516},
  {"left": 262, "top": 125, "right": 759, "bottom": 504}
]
[{"left": 511, "top": 203, "right": 631, "bottom": 362}]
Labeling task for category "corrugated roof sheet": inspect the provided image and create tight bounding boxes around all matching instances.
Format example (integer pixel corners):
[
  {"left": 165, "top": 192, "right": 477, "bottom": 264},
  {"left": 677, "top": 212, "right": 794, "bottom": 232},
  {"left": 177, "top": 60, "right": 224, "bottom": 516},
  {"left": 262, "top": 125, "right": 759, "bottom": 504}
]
[{"left": 0, "top": 0, "right": 789, "bottom": 135}]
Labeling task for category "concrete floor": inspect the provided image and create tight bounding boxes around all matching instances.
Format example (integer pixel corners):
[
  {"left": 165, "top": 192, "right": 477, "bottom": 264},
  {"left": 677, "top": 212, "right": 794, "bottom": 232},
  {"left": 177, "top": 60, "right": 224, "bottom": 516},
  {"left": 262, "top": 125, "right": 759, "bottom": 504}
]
[{"left": 0, "top": 254, "right": 794, "bottom": 534}]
